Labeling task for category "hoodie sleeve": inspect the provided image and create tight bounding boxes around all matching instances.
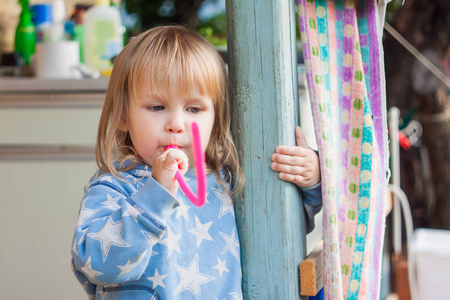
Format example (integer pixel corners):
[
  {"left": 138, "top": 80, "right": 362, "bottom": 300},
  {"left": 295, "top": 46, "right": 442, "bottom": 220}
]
[
  {"left": 71, "top": 175, "right": 179, "bottom": 287},
  {"left": 300, "top": 181, "right": 323, "bottom": 234}
]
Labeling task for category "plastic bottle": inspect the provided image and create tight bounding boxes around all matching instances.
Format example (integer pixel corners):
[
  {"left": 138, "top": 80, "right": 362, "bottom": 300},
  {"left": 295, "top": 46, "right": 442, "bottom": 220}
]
[
  {"left": 49, "top": 0, "right": 66, "bottom": 42},
  {"left": 51, "top": 0, "right": 66, "bottom": 25},
  {"left": 14, "top": 0, "right": 35, "bottom": 66},
  {"left": 83, "top": 0, "right": 124, "bottom": 72},
  {"left": 31, "top": 4, "right": 53, "bottom": 42},
  {"left": 74, "top": 24, "right": 85, "bottom": 63},
  {"left": 70, "top": 4, "right": 90, "bottom": 63}
]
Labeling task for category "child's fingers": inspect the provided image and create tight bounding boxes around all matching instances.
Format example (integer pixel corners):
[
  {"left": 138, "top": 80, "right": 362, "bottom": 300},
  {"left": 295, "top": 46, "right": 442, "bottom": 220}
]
[
  {"left": 161, "top": 152, "right": 178, "bottom": 171},
  {"left": 278, "top": 172, "right": 307, "bottom": 186},
  {"left": 295, "top": 126, "right": 308, "bottom": 148},
  {"left": 271, "top": 153, "right": 305, "bottom": 167},
  {"left": 164, "top": 149, "right": 189, "bottom": 172},
  {"left": 275, "top": 145, "right": 309, "bottom": 157},
  {"left": 271, "top": 161, "right": 306, "bottom": 176},
  {"left": 176, "top": 151, "right": 189, "bottom": 175}
]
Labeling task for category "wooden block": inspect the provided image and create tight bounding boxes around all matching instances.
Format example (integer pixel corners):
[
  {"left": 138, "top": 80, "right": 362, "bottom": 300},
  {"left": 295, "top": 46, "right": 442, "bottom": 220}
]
[{"left": 300, "top": 240, "right": 324, "bottom": 296}]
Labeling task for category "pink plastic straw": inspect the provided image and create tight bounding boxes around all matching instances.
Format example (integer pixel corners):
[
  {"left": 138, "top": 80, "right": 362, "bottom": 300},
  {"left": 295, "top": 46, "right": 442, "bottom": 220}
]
[{"left": 166, "top": 122, "right": 206, "bottom": 207}]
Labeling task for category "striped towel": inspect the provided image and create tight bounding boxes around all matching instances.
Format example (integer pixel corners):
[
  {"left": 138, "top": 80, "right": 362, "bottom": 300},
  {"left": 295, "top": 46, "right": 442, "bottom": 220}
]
[{"left": 296, "top": 1, "right": 389, "bottom": 299}]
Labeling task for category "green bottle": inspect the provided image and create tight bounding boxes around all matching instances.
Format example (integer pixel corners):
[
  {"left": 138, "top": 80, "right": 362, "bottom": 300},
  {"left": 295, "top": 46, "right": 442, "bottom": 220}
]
[
  {"left": 15, "top": 0, "right": 36, "bottom": 66},
  {"left": 74, "top": 24, "right": 85, "bottom": 63}
]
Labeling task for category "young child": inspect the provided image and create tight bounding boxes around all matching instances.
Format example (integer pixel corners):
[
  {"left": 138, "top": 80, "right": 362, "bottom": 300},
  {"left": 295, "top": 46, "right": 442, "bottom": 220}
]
[{"left": 71, "top": 25, "right": 322, "bottom": 300}]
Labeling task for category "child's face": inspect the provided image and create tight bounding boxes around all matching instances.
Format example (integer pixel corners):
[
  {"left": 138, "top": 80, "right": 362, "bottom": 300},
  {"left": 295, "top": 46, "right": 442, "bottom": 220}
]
[{"left": 122, "top": 84, "right": 215, "bottom": 168}]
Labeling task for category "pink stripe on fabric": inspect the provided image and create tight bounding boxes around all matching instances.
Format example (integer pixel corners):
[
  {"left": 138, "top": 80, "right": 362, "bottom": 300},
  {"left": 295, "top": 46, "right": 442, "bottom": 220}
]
[
  {"left": 299, "top": 1, "right": 343, "bottom": 298},
  {"left": 339, "top": 3, "right": 365, "bottom": 295}
]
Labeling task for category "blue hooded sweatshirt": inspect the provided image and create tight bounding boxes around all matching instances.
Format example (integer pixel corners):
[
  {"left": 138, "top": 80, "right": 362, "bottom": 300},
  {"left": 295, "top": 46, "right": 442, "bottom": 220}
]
[{"left": 71, "top": 163, "right": 321, "bottom": 299}]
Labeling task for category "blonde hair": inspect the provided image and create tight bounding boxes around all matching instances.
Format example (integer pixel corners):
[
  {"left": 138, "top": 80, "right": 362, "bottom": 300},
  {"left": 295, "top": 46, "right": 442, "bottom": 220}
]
[{"left": 96, "top": 25, "right": 244, "bottom": 197}]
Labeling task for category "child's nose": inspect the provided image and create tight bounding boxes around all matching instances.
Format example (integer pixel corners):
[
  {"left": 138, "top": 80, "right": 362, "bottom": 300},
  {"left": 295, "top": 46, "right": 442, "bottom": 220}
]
[{"left": 165, "top": 118, "right": 185, "bottom": 133}]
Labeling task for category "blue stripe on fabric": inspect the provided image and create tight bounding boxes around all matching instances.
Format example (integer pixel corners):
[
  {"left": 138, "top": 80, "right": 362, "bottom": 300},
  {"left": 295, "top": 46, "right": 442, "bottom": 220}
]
[
  {"left": 316, "top": 0, "right": 337, "bottom": 208},
  {"left": 347, "top": 36, "right": 375, "bottom": 300},
  {"left": 335, "top": 0, "right": 344, "bottom": 112}
]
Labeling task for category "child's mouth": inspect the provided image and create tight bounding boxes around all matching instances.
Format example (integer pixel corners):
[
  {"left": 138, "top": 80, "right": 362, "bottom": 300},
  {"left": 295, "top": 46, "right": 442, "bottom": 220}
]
[{"left": 165, "top": 145, "right": 180, "bottom": 150}]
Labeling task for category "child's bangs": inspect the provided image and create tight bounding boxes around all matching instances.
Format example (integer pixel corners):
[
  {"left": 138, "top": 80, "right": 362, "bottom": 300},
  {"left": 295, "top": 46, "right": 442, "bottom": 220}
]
[
  {"left": 172, "top": 49, "right": 224, "bottom": 103},
  {"left": 129, "top": 36, "right": 224, "bottom": 103}
]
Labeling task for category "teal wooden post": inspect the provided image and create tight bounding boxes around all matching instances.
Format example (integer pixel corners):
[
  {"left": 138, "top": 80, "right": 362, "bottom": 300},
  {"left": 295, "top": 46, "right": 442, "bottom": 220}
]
[{"left": 226, "top": 1, "right": 307, "bottom": 299}]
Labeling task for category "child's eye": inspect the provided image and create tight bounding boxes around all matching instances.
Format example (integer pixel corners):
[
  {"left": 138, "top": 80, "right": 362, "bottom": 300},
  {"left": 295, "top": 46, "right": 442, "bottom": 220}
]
[
  {"left": 187, "top": 107, "right": 201, "bottom": 113},
  {"left": 149, "top": 105, "right": 165, "bottom": 111}
]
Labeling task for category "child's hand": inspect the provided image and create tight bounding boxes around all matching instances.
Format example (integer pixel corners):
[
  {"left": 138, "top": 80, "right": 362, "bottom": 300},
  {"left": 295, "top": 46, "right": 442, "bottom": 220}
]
[
  {"left": 271, "top": 126, "right": 321, "bottom": 188},
  {"left": 152, "top": 149, "right": 189, "bottom": 195}
]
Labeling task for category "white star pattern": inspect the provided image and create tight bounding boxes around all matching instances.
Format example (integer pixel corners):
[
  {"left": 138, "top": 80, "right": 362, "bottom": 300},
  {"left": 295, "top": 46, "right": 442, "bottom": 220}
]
[
  {"left": 188, "top": 216, "right": 214, "bottom": 247},
  {"left": 134, "top": 169, "right": 151, "bottom": 177},
  {"left": 174, "top": 255, "right": 215, "bottom": 299},
  {"left": 213, "top": 257, "right": 229, "bottom": 277},
  {"left": 80, "top": 256, "right": 104, "bottom": 278},
  {"left": 147, "top": 269, "right": 167, "bottom": 289},
  {"left": 87, "top": 217, "right": 130, "bottom": 261},
  {"left": 77, "top": 196, "right": 100, "bottom": 226},
  {"left": 123, "top": 201, "right": 139, "bottom": 223},
  {"left": 174, "top": 196, "right": 190, "bottom": 221},
  {"left": 72, "top": 238, "right": 78, "bottom": 256},
  {"left": 211, "top": 188, "right": 234, "bottom": 219},
  {"left": 159, "top": 227, "right": 181, "bottom": 258},
  {"left": 72, "top": 166, "right": 246, "bottom": 298},
  {"left": 141, "top": 230, "right": 162, "bottom": 256},
  {"left": 100, "top": 193, "right": 121, "bottom": 209},
  {"left": 77, "top": 227, "right": 88, "bottom": 245},
  {"left": 150, "top": 291, "right": 159, "bottom": 299},
  {"left": 126, "top": 174, "right": 139, "bottom": 184},
  {"left": 220, "top": 228, "right": 240, "bottom": 261},
  {"left": 99, "top": 175, "right": 113, "bottom": 183},
  {"left": 117, "top": 249, "right": 149, "bottom": 277}
]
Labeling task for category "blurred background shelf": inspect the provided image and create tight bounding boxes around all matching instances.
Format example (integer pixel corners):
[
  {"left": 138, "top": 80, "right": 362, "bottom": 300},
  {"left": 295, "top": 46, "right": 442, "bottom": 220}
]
[
  {"left": 0, "top": 78, "right": 104, "bottom": 300},
  {"left": 0, "top": 77, "right": 109, "bottom": 93}
]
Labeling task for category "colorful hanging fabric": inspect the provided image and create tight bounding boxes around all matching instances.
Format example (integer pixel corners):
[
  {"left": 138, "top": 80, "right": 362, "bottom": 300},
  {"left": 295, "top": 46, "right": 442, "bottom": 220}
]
[{"left": 297, "top": 0, "right": 389, "bottom": 299}]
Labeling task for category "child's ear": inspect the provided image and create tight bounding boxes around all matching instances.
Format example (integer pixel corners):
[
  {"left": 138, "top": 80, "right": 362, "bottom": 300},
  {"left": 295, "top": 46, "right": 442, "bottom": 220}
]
[{"left": 119, "top": 118, "right": 128, "bottom": 132}]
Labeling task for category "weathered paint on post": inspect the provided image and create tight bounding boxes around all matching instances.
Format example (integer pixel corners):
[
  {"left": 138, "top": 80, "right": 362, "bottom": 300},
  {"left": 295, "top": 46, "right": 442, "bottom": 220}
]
[{"left": 226, "top": 0, "right": 307, "bottom": 299}]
